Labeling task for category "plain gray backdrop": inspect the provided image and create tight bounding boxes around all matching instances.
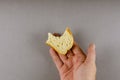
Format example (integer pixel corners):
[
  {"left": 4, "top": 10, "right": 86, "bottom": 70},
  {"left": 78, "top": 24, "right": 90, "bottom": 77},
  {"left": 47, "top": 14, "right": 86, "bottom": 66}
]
[{"left": 0, "top": 0, "right": 120, "bottom": 80}]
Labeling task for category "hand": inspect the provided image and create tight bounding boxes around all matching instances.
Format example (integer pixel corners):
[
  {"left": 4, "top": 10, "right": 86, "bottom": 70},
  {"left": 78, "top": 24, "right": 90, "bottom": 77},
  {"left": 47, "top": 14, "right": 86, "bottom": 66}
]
[{"left": 49, "top": 42, "right": 96, "bottom": 80}]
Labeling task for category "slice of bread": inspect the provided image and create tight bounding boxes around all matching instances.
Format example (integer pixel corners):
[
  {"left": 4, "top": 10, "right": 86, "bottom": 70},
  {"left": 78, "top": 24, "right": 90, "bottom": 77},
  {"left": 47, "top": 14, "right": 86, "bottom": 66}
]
[{"left": 46, "top": 27, "right": 74, "bottom": 55}]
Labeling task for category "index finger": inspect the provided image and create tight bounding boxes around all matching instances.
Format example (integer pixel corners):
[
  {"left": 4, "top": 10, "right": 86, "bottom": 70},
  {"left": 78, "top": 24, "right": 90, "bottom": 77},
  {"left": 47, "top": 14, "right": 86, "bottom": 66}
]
[{"left": 49, "top": 48, "right": 63, "bottom": 69}]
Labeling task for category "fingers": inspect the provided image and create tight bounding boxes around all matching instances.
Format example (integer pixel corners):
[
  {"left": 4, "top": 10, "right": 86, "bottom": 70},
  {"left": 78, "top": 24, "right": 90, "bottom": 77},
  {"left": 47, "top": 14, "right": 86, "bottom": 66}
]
[
  {"left": 85, "top": 43, "right": 96, "bottom": 64},
  {"left": 72, "top": 42, "right": 86, "bottom": 57},
  {"left": 66, "top": 50, "right": 74, "bottom": 58},
  {"left": 53, "top": 33, "right": 61, "bottom": 37},
  {"left": 58, "top": 54, "right": 67, "bottom": 63},
  {"left": 49, "top": 48, "right": 63, "bottom": 69}
]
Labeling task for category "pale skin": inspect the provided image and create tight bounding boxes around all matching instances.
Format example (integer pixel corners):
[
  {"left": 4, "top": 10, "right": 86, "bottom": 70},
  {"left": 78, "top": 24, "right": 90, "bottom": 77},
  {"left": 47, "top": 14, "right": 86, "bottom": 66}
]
[{"left": 49, "top": 42, "right": 96, "bottom": 80}]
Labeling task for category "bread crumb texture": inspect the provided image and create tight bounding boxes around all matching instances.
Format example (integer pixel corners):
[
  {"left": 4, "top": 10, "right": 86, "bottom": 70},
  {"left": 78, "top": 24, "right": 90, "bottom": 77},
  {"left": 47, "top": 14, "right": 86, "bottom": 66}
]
[{"left": 46, "top": 27, "right": 74, "bottom": 55}]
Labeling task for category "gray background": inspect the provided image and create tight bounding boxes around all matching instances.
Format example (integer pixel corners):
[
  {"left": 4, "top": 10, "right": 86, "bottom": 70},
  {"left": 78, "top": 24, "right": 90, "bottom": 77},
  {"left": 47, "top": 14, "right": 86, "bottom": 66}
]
[{"left": 0, "top": 0, "right": 120, "bottom": 80}]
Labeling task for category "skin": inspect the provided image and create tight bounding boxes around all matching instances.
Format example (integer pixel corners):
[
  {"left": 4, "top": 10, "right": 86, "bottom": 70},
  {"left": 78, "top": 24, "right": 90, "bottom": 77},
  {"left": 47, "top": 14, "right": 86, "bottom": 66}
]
[{"left": 49, "top": 42, "right": 96, "bottom": 80}]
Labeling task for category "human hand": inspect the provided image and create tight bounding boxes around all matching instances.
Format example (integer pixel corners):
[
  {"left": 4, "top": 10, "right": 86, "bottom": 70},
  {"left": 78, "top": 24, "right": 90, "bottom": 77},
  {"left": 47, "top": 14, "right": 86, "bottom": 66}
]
[{"left": 49, "top": 42, "right": 96, "bottom": 80}]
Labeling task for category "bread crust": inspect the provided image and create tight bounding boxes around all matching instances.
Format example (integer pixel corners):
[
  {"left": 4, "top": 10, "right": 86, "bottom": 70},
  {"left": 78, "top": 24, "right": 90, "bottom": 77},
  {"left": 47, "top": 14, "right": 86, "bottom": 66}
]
[{"left": 46, "top": 27, "right": 74, "bottom": 55}]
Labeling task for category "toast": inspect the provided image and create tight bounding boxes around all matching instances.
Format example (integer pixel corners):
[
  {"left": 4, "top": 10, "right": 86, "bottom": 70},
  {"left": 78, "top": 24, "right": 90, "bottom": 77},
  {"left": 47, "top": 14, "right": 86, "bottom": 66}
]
[{"left": 46, "top": 27, "right": 74, "bottom": 55}]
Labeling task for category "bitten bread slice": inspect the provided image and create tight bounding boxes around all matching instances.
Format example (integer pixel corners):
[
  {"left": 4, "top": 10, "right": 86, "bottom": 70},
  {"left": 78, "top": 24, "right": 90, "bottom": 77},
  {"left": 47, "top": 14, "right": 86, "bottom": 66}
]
[{"left": 46, "top": 27, "right": 74, "bottom": 55}]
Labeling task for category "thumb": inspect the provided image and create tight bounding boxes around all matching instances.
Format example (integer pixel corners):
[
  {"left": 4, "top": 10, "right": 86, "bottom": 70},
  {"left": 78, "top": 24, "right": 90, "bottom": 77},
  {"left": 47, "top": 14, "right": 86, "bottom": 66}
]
[{"left": 85, "top": 43, "right": 96, "bottom": 64}]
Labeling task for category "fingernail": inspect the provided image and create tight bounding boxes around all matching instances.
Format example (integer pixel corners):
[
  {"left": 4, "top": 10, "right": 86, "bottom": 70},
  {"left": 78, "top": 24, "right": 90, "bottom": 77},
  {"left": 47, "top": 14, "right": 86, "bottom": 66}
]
[
  {"left": 92, "top": 44, "right": 95, "bottom": 49},
  {"left": 90, "top": 43, "right": 95, "bottom": 49}
]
